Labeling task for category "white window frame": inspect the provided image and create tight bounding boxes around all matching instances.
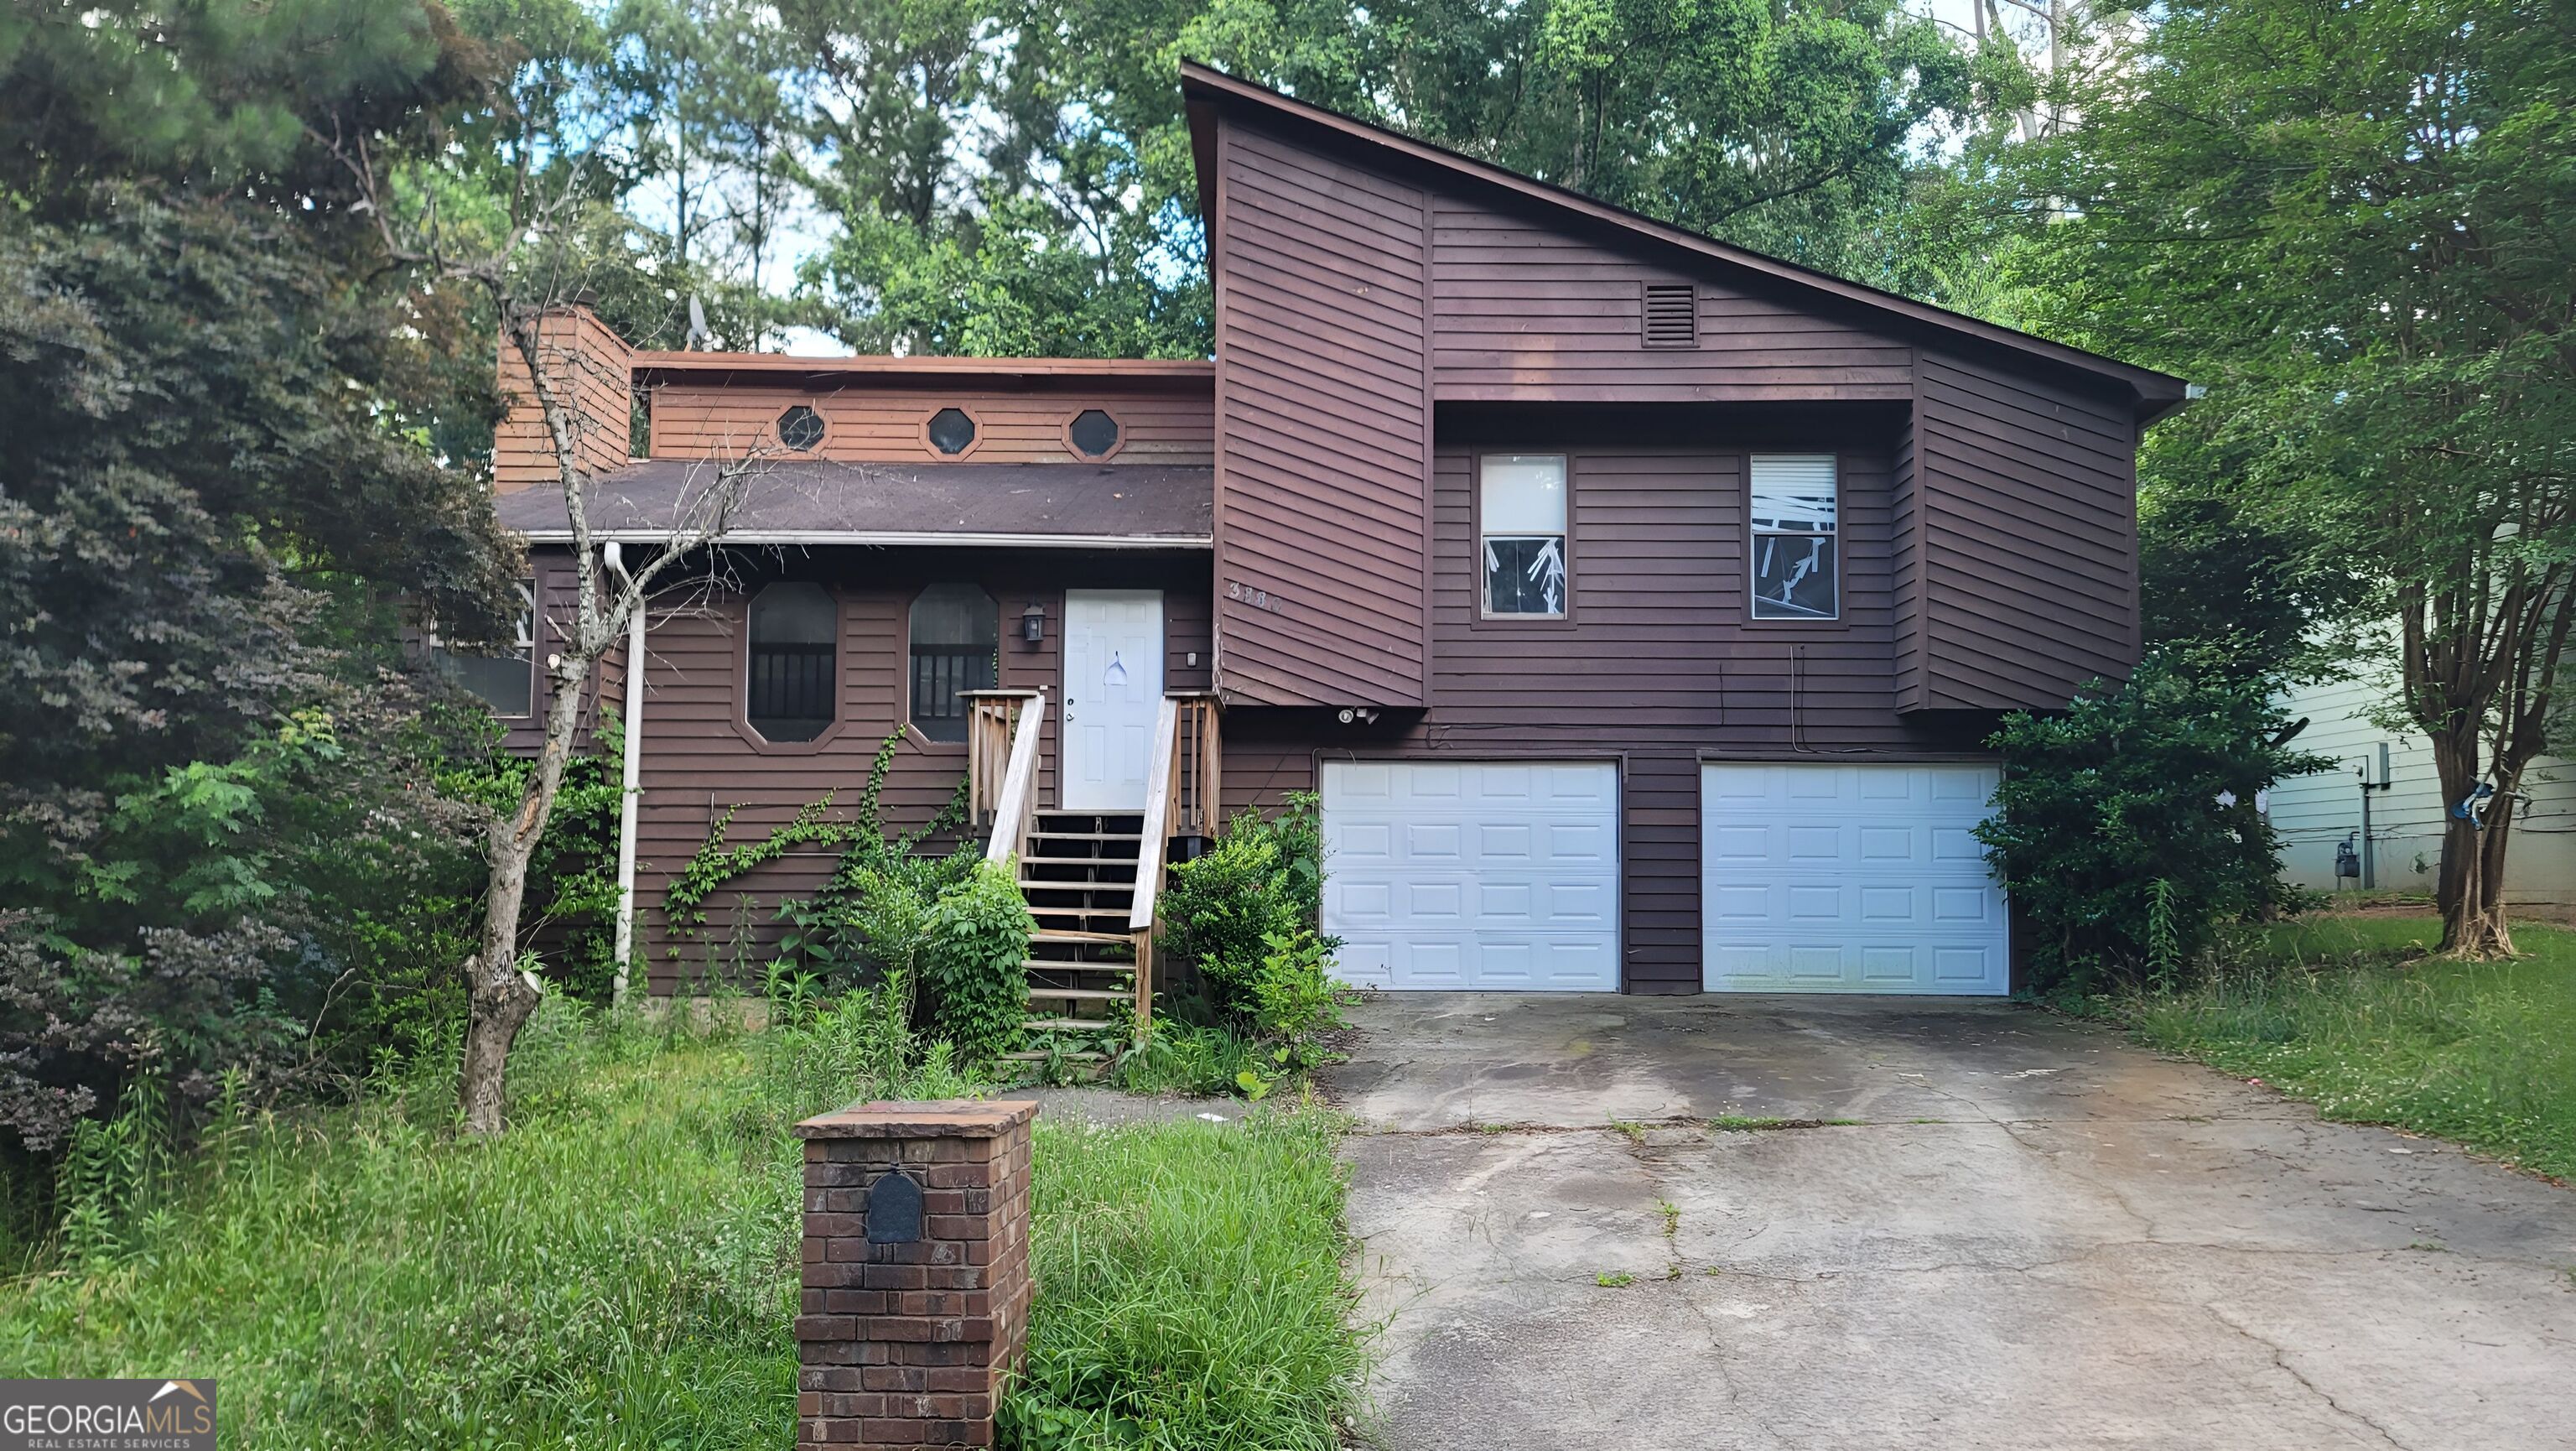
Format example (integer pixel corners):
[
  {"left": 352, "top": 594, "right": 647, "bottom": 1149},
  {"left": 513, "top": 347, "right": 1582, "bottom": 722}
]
[
  {"left": 1748, "top": 454, "right": 1839, "bottom": 622},
  {"left": 1478, "top": 453, "right": 1570, "bottom": 619}
]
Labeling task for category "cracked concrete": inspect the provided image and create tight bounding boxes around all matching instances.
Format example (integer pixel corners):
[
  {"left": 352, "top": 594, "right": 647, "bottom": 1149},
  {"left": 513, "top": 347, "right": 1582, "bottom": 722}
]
[{"left": 1320, "top": 993, "right": 2576, "bottom": 1450}]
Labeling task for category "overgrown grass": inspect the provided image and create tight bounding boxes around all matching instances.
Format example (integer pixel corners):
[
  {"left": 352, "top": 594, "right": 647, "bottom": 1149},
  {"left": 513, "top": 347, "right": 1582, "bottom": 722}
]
[
  {"left": 0, "top": 997, "right": 1365, "bottom": 1448},
  {"left": 1007, "top": 1111, "right": 1365, "bottom": 1449},
  {"left": 2130, "top": 914, "right": 2576, "bottom": 1179}
]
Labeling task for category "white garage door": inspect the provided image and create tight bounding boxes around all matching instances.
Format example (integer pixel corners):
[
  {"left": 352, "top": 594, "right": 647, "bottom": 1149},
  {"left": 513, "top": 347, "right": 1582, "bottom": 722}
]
[
  {"left": 1701, "top": 762, "right": 2007, "bottom": 995},
  {"left": 1322, "top": 760, "right": 1620, "bottom": 991}
]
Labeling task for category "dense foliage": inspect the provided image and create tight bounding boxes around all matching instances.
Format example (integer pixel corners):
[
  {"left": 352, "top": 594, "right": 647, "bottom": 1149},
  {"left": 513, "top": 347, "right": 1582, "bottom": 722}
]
[
  {"left": 7, "top": 995, "right": 1363, "bottom": 1449},
  {"left": 1997, "top": 0, "right": 2576, "bottom": 951},
  {"left": 1158, "top": 794, "right": 1346, "bottom": 1067},
  {"left": 1978, "top": 652, "right": 2332, "bottom": 995},
  {"left": 920, "top": 861, "right": 1038, "bottom": 1065}
]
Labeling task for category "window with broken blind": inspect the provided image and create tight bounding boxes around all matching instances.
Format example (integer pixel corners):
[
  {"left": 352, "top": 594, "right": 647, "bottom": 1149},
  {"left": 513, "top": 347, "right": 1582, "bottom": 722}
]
[
  {"left": 1480, "top": 455, "right": 1568, "bottom": 616},
  {"left": 1748, "top": 455, "right": 1838, "bottom": 620}
]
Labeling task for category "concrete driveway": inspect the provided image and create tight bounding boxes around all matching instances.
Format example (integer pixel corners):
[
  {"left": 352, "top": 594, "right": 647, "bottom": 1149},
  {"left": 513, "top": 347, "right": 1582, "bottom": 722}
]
[{"left": 1318, "top": 994, "right": 2576, "bottom": 1451}]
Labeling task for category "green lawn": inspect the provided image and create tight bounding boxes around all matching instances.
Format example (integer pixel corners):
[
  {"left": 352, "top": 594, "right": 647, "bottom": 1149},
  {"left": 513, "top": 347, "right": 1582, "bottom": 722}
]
[
  {"left": 0, "top": 1005, "right": 1363, "bottom": 1449},
  {"left": 2132, "top": 913, "right": 2576, "bottom": 1179}
]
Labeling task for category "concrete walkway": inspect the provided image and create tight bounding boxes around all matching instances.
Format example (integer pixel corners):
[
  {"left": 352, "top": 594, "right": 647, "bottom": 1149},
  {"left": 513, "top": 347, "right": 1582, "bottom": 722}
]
[{"left": 1318, "top": 994, "right": 2576, "bottom": 1451}]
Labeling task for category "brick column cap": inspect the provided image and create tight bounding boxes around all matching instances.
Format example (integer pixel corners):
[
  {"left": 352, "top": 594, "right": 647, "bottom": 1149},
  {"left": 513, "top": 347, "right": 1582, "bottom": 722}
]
[{"left": 795, "top": 1098, "right": 1040, "bottom": 1140}]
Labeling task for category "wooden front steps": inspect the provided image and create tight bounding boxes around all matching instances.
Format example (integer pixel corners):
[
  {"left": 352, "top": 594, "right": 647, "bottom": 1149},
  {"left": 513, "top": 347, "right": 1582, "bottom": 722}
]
[{"left": 1005, "top": 811, "right": 1147, "bottom": 1065}]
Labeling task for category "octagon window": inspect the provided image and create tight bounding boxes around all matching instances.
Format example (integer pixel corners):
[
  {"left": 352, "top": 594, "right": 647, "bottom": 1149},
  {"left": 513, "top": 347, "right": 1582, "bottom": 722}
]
[
  {"left": 1068, "top": 408, "right": 1120, "bottom": 459},
  {"left": 927, "top": 408, "right": 977, "bottom": 455},
  {"left": 746, "top": 582, "right": 837, "bottom": 742},
  {"left": 777, "top": 404, "right": 825, "bottom": 451}
]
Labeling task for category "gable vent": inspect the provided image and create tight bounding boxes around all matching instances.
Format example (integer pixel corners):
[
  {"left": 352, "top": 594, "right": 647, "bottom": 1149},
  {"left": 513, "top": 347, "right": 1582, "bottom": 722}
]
[{"left": 1642, "top": 283, "right": 1697, "bottom": 348}]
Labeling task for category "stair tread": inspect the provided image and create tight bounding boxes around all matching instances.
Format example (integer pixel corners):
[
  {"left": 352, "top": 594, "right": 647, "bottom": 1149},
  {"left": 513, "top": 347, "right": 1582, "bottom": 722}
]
[
  {"left": 1031, "top": 928, "right": 1132, "bottom": 944},
  {"left": 1026, "top": 986, "right": 1132, "bottom": 1001},
  {"left": 1021, "top": 961, "right": 1135, "bottom": 975},
  {"left": 1001, "top": 1048, "right": 1107, "bottom": 1062},
  {"left": 1022, "top": 1017, "right": 1120, "bottom": 1031}
]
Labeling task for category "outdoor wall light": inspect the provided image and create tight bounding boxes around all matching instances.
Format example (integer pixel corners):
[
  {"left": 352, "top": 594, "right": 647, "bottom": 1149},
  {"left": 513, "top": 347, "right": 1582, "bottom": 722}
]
[{"left": 1021, "top": 601, "right": 1046, "bottom": 644}]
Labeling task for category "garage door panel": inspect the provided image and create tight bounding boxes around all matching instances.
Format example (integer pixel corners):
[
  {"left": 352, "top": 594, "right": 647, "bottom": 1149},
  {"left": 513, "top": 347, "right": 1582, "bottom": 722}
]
[
  {"left": 1703, "top": 763, "right": 2007, "bottom": 996},
  {"left": 1324, "top": 761, "right": 1621, "bottom": 992}
]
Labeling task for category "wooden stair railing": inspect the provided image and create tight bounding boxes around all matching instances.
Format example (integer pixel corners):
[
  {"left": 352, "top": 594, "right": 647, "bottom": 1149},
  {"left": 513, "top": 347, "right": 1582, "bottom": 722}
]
[
  {"left": 963, "top": 689, "right": 1046, "bottom": 865},
  {"left": 1125, "top": 692, "right": 1223, "bottom": 1044}
]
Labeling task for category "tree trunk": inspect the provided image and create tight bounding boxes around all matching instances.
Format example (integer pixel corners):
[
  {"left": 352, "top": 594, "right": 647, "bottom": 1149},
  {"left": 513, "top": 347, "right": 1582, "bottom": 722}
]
[
  {"left": 459, "top": 655, "right": 590, "bottom": 1135},
  {"left": 2428, "top": 726, "right": 2511, "bottom": 958}
]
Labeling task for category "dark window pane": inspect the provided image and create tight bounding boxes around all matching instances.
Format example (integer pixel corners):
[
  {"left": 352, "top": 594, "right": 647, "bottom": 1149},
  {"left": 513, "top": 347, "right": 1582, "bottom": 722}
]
[
  {"left": 427, "top": 578, "right": 534, "bottom": 716},
  {"left": 778, "top": 405, "right": 824, "bottom": 450},
  {"left": 1751, "top": 534, "right": 1838, "bottom": 619},
  {"left": 909, "top": 647, "right": 996, "bottom": 742},
  {"left": 928, "top": 407, "right": 976, "bottom": 455},
  {"left": 1069, "top": 408, "right": 1119, "bottom": 458},
  {"left": 443, "top": 651, "right": 532, "bottom": 716},
  {"left": 1483, "top": 534, "right": 1566, "bottom": 616},
  {"left": 747, "top": 643, "right": 836, "bottom": 741},
  {"left": 748, "top": 582, "right": 837, "bottom": 741},
  {"left": 909, "top": 583, "right": 998, "bottom": 741}
]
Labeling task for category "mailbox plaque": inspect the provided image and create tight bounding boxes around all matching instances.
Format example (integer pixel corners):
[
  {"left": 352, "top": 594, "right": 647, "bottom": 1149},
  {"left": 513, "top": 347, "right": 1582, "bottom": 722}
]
[{"left": 866, "top": 1168, "right": 925, "bottom": 1244}]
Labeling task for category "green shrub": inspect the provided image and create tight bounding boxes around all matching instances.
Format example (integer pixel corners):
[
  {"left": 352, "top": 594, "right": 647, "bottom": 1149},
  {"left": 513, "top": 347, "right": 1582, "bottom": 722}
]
[
  {"left": 1113, "top": 1022, "right": 1270, "bottom": 1098},
  {"left": 1247, "top": 929, "right": 1348, "bottom": 1070},
  {"left": 922, "top": 860, "right": 1036, "bottom": 1065},
  {"left": 1161, "top": 793, "right": 1336, "bottom": 1022},
  {"left": 1978, "top": 648, "right": 2330, "bottom": 995}
]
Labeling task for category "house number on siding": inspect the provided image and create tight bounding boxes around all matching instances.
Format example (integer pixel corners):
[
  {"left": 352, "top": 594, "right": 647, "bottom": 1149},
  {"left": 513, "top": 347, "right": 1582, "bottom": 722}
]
[{"left": 1225, "top": 580, "right": 1280, "bottom": 613}]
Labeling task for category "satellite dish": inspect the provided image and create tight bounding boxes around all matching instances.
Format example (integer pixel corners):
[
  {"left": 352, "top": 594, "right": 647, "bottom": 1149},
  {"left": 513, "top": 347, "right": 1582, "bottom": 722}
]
[{"left": 686, "top": 293, "right": 710, "bottom": 350}]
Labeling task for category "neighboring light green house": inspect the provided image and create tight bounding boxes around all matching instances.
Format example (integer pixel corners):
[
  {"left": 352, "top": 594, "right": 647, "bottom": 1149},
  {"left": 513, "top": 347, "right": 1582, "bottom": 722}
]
[{"left": 2267, "top": 663, "right": 2574, "bottom": 904}]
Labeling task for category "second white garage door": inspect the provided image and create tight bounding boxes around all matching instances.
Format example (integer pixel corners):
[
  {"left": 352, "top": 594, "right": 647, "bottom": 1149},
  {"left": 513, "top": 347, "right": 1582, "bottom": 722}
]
[
  {"left": 1322, "top": 760, "right": 1620, "bottom": 991},
  {"left": 1702, "top": 762, "right": 2008, "bottom": 995}
]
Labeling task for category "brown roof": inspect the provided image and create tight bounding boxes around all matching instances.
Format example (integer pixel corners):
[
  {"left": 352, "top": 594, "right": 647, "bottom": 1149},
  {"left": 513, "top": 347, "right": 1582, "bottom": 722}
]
[
  {"left": 630, "top": 353, "right": 1213, "bottom": 387},
  {"left": 496, "top": 459, "right": 1213, "bottom": 547},
  {"left": 1179, "top": 61, "right": 2189, "bottom": 421}
]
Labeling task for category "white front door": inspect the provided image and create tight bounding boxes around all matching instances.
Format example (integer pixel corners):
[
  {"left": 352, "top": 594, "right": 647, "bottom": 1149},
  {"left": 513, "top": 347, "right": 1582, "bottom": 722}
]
[
  {"left": 1701, "top": 762, "right": 2008, "bottom": 994},
  {"left": 1061, "top": 590, "right": 1163, "bottom": 811},
  {"left": 1322, "top": 760, "right": 1622, "bottom": 991}
]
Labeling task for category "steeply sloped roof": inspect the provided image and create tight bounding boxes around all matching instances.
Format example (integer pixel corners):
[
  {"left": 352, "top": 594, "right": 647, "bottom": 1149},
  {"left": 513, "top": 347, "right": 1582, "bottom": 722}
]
[{"left": 1179, "top": 61, "right": 2188, "bottom": 422}]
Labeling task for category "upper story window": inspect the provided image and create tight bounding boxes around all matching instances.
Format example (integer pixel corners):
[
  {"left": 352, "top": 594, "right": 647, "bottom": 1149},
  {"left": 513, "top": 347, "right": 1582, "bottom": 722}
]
[
  {"left": 777, "top": 404, "right": 825, "bottom": 450},
  {"left": 1749, "top": 455, "right": 1838, "bottom": 621},
  {"left": 927, "top": 407, "right": 977, "bottom": 455},
  {"left": 1480, "top": 455, "right": 1568, "bottom": 617},
  {"left": 1068, "top": 408, "right": 1120, "bottom": 459},
  {"left": 746, "top": 582, "right": 837, "bottom": 742},
  {"left": 909, "top": 584, "right": 998, "bottom": 742},
  {"left": 428, "top": 580, "right": 535, "bottom": 717}
]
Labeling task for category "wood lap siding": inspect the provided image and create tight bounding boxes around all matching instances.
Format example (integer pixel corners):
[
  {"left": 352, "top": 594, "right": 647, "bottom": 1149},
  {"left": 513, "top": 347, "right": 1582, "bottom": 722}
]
[
  {"left": 1213, "top": 123, "right": 1431, "bottom": 708},
  {"left": 649, "top": 384, "right": 1213, "bottom": 465},
  {"left": 1431, "top": 444, "right": 1906, "bottom": 994},
  {"left": 619, "top": 553, "right": 1212, "bottom": 993},
  {"left": 1429, "top": 199, "right": 1915, "bottom": 403},
  {"left": 1904, "top": 351, "right": 2140, "bottom": 709}
]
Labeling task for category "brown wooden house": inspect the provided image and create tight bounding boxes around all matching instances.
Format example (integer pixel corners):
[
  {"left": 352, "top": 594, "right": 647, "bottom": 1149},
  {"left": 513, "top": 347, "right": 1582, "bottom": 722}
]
[{"left": 476, "top": 65, "right": 2185, "bottom": 1012}]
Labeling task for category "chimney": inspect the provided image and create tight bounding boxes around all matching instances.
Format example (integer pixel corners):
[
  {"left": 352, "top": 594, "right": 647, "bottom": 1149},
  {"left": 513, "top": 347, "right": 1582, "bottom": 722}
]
[{"left": 495, "top": 302, "right": 636, "bottom": 495}]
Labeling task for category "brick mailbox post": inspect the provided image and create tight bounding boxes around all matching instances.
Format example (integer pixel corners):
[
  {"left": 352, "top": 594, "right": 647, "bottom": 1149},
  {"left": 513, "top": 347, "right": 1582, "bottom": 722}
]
[{"left": 792, "top": 1099, "right": 1039, "bottom": 1449}]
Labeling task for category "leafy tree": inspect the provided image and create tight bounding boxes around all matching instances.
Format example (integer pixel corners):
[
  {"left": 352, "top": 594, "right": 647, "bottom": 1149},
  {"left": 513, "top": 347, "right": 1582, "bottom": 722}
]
[
  {"left": 2002, "top": 0, "right": 2576, "bottom": 956},
  {"left": 1979, "top": 651, "right": 2331, "bottom": 995},
  {"left": 0, "top": 1, "right": 530, "bottom": 1154}
]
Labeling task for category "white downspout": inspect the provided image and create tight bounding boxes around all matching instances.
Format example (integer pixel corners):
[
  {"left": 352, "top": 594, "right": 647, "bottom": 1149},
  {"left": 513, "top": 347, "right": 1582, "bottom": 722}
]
[{"left": 605, "top": 542, "right": 647, "bottom": 1006}]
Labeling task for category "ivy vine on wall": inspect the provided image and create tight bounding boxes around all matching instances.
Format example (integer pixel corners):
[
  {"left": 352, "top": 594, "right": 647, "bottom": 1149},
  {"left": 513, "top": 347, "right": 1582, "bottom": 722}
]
[{"left": 662, "top": 734, "right": 971, "bottom": 949}]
